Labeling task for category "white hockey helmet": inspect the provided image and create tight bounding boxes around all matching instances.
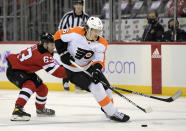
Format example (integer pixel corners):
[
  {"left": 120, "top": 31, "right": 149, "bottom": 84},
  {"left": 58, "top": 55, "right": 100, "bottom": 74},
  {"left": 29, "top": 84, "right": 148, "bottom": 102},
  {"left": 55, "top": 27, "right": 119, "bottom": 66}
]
[{"left": 86, "top": 17, "right": 103, "bottom": 31}]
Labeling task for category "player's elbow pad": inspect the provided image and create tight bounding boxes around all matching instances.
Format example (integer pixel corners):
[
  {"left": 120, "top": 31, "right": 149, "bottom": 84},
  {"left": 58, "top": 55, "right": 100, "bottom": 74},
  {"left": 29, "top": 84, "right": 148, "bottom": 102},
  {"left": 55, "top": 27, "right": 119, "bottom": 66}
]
[{"left": 55, "top": 39, "right": 68, "bottom": 54}]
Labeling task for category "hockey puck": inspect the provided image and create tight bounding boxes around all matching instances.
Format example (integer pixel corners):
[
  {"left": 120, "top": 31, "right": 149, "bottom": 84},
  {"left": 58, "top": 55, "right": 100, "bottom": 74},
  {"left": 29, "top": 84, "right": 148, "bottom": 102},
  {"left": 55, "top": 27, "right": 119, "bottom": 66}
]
[{"left": 141, "top": 124, "right": 147, "bottom": 127}]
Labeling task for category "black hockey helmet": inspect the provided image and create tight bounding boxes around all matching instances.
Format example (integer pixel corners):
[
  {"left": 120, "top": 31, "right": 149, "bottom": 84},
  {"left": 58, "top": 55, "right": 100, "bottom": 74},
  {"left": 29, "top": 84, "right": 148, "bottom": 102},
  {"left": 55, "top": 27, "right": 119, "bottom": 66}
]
[
  {"left": 40, "top": 32, "right": 54, "bottom": 44},
  {"left": 72, "top": 0, "right": 84, "bottom": 5}
]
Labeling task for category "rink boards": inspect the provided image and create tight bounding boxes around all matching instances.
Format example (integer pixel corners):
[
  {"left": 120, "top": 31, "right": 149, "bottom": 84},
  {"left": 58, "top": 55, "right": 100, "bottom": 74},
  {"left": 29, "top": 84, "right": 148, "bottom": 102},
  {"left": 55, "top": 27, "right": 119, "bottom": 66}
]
[{"left": 0, "top": 42, "right": 186, "bottom": 96}]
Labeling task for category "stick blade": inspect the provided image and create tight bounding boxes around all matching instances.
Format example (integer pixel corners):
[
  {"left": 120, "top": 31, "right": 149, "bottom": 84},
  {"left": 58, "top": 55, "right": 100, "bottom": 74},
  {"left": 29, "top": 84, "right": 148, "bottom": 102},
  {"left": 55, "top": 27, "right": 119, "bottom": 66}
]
[
  {"left": 145, "top": 106, "right": 152, "bottom": 113},
  {"left": 171, "top": 90, "right": 182, "bottom": 101}
]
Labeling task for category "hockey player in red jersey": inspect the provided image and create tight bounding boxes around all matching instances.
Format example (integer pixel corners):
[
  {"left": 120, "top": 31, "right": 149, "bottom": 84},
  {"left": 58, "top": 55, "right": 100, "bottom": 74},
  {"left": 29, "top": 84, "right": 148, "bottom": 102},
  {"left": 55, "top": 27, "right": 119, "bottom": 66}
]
[
  {"left": 6, "top": 33, "right": 67, "bottom": 121},
  {"left": 54, "top": 17, "right": 130, "bottom": 122}
]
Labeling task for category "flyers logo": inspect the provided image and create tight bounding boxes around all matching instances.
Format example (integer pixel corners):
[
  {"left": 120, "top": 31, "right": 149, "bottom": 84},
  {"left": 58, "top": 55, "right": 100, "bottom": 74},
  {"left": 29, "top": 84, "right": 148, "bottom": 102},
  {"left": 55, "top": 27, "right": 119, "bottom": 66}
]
[{"left": 75, "top": 48, "right": 94, "bottom": 59}]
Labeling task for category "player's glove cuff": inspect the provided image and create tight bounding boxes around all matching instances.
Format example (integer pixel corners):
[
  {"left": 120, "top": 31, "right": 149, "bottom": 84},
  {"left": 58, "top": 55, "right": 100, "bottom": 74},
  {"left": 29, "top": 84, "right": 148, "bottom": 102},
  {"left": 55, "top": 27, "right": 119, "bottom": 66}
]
[
  {"left": 92, "top": 69, "right": 102, "bottom": 84},
  {"left": 91, "top": 63, "right": 103, "bottom": 84},
  {"left": 60, "top": 52, "right": 75, "bottom": 65}
]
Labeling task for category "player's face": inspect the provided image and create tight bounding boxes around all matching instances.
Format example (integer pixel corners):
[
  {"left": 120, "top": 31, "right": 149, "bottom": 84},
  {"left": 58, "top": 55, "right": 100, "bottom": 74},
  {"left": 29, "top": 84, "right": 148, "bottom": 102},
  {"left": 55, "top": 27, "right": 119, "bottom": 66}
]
[
  {"left": 46, "top": 42, "right": 55, "bottom": 54},
  {"left": 89, "top": 29, "right": 101, "bottom": 41}
]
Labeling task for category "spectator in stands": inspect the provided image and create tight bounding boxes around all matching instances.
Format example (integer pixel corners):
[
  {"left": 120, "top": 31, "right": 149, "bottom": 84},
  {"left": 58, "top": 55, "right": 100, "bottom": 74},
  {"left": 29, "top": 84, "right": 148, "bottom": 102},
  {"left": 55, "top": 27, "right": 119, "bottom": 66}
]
[
  {"left": 165, "top": 0, "right": 186, "bottom": 17},
  {"left": 0, "top": 22, "right": 3, "bottom": 41},
  {"left": 101, "top": 0, "right": 134, "bottom": 19},
  {"left": 141, "top": 10, "right": 164, "bottom": 41},
  {"left": 164, "top": 18, "right": 186, "bottom": 42}
]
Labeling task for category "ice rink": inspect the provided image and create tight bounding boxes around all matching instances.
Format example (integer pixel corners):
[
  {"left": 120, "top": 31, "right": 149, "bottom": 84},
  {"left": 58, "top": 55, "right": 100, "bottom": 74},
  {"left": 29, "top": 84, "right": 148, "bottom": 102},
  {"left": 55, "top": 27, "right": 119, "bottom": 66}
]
[{"left": 0, "top": 89, "right": 186, "bottom": 131}]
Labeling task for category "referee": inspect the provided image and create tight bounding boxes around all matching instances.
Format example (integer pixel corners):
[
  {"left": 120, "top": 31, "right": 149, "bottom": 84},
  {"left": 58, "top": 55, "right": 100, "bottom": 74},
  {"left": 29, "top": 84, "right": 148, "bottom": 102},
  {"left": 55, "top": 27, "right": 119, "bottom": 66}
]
[
  {"left": 58, "top": 0, "right": 89, "bottom": 91},
  {"left": 58, "top": 0, "right": 89, "bottom": 30}
]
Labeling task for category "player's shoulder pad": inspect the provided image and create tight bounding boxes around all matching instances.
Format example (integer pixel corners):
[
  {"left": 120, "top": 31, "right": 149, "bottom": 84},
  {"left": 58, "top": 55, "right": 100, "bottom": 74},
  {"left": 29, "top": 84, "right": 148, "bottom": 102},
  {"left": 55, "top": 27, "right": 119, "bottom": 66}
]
[
  {"left": 41, "top": 51, "right": 53, "bottom": 58},
  {"left": 98, "top": 36, "right": 108, "bottom": 49},
  {"left": 70, "top": 26, "right": 85, "bottom": 36},
  {"left": 54, "top": 27, "right": 85, "bottom": 40}
]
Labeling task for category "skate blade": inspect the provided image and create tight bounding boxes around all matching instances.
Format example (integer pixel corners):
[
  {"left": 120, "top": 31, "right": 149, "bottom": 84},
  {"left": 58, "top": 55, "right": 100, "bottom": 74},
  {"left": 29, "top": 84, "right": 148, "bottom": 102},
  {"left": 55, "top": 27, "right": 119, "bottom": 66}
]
[
  {"left": 36, "top": 114, "right": 55, "bottom": 117},
  {"left": 10, "top": 115, "right": 30, "bottom": 121}
]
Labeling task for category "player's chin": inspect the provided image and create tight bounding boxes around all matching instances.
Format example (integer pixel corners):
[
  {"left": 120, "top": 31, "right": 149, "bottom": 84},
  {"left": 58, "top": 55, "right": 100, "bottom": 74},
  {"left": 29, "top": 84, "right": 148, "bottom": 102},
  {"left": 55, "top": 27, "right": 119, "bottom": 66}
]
[
  {"left": 93, "top": 36, "right": 98, "bottom": 41},
  {"left": 49, "top": 50, "right": 54, "bottom": 54}
]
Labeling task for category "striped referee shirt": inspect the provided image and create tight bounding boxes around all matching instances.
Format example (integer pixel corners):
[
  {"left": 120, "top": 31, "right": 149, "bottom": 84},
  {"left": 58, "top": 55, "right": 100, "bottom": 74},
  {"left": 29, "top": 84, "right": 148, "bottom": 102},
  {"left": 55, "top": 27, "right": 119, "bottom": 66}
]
[{"left": 58, "top": 10, "right": 89, "bottom": 30}]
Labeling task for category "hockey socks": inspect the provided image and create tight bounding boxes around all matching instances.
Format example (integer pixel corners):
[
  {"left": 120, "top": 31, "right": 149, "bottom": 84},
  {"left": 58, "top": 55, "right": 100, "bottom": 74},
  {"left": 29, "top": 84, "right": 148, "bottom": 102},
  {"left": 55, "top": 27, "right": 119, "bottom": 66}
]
[
  {"left": 35, "top": 84, "right": 48, "bottom": 109},
  {"left": 15, "top": 80, "right": 36, "bottom": 107},
  {"left": 89, "top": 82, "right": 130, "bottom": 122}
]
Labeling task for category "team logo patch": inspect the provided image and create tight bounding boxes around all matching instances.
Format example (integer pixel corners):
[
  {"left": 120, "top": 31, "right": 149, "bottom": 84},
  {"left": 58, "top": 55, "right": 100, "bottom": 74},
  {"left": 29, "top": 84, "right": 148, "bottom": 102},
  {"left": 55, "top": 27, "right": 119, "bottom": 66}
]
[{"left": 75, "top": 48, "right": 94, "bottom": 59}]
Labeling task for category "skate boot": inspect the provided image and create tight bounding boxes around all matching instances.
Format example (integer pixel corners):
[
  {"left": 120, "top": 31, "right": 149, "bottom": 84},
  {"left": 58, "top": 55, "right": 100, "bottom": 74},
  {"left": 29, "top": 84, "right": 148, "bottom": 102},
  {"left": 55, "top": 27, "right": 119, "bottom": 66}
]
[
  {"left": 75, "top": 86, "right": 84, "bottom": 93},
  {"left": 101, "top": 107, "right": 109, "bottom": 118},
  {"left": 10, "top": 105, "right": 31, "bottom": 121},
  {"left": 109, "top": 111, "right": 130, "bottom": 122},
  {"left": 36, "top": 108, "right": 55, "bottom": 117},
  {"left": 63, "top": 82, "right": 69, "bottom": 91}
]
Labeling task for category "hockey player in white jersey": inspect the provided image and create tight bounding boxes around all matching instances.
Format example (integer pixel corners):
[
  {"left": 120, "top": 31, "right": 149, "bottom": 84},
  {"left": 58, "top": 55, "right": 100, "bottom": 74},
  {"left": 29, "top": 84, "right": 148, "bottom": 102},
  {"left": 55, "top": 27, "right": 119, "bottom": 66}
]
[{"left": 54, "top": 16, "right": 130, "bottom": 122}]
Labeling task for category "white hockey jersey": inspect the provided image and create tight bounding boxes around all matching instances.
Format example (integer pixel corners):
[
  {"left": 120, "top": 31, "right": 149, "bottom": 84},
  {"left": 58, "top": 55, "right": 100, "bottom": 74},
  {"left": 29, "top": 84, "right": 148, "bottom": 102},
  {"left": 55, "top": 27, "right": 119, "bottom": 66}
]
[{"left": 54, "top": 26, "right": 108, "bottom": 72}]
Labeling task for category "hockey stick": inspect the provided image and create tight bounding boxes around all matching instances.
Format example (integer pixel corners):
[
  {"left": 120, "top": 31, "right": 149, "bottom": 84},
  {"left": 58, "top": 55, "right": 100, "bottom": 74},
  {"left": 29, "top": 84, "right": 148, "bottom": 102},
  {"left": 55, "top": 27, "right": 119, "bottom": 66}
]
[
  {"left": 113, "top": 87, "right": 182, "bottom": 102},
  {"left": 70, "top": 60, "right": 152, "bottom": 113}
]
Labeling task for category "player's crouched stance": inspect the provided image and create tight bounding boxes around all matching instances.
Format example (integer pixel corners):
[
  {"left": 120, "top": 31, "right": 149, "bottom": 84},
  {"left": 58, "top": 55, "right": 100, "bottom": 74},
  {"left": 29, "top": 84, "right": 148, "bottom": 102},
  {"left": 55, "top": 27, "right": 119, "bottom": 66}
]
[
  {"left": 54, "top": 17, "right": 130, "bottom": 122},
  {"left": 6, "top": 33, "right": 67, "bottom": 121}
]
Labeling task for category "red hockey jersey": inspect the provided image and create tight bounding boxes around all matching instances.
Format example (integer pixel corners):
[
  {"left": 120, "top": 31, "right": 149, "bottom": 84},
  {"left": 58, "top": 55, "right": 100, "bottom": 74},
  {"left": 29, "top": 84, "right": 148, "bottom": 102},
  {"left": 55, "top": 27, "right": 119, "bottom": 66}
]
[{"left": 7, "top": 44, "right": 67, "bottom": 78}]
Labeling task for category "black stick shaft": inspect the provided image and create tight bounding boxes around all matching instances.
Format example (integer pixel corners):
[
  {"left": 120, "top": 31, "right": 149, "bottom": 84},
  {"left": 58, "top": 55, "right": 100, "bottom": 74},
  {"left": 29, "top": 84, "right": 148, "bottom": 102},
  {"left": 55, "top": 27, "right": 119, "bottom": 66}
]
[
  {"left": 102, "top": 82, "right": 147, "bottom": 113},
  {"left": 114, "top": 87, "right": 173, "bottom": 102}
]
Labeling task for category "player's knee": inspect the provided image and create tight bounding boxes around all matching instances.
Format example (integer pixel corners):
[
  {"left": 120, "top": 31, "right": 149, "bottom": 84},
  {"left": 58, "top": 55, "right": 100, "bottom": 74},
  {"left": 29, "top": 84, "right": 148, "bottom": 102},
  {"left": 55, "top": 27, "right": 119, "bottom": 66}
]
[
  {"left": 22, "top": 80, "right": 37, "bottom": 93},
  {"left": 89, "top": 83, "right": 105, "bottom": 95},
  {"left": 36, "top": 84, "right": 48, "bottom": 97},
  {"left": 31, "top": 74, "right": 43, "bottom": 88}
]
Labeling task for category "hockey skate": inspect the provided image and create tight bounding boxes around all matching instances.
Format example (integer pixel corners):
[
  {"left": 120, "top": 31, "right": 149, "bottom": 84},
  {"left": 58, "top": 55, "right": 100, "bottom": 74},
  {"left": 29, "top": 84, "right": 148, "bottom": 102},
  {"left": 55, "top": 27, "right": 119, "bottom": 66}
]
[
  {"left": 36, "top": 108, "right": 55, "bottom": 117},
  {"left": 101, "top": 107, "right": 109, "bottom": 118},
  {"left": 63, "top": 82, "right": 70, "bottom": 91},
  {"left": 101, "top": 108, "right": 130, "bottom": 122},
  {"left": 10, "top": 105, "right": 31, "bottom": 121},
  {"left": 109, "top": 111, "right": 130, "bottom": 122}
]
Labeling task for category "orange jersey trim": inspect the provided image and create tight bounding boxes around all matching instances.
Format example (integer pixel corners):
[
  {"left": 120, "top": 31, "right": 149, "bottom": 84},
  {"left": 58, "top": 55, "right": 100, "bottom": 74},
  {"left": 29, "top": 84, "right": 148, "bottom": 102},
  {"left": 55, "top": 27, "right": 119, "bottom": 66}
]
[
  {"left": 70, "top": 60, "right": 91, "bottom": 68},
  {"left": 92, "top": 61, "right": 104, "bottom": 68},
  {"left": 98, "top": 96, "right": 111, "bottom": 107},
  {"left": 111, "top": 98, "right": 114, "bottom": 103},
  {"left": 98, "top": 36, "right": 108, "bottom": 50},
  {"left": 91, "top": 37, "right": 108, "bottom": 68},
  {"left": 54, "top": 27, "right": 85, "bottom": 41}
]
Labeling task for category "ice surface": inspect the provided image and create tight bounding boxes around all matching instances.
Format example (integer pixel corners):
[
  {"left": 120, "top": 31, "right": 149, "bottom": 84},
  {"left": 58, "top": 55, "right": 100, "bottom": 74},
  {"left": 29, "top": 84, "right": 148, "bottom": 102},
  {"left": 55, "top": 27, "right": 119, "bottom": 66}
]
[{"left": 0, "top": 90, "right": 186, "bottom": 131}]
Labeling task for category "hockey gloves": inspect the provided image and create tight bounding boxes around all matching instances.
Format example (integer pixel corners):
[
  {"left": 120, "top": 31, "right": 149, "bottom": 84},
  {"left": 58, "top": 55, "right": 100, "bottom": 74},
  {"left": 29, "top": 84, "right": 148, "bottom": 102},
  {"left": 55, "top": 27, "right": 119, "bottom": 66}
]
[
  {"left": 60, "top": 51, "right": 75, "bottom": 65},
  {"left": 55, "top": 40, "right": 74, "bottom": 65},
  {"left": 91, "top": 63, "right": 102, "bottom": 84},
  {"left": 92, "top": 69, "right": 102, "bottom": 84}
]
